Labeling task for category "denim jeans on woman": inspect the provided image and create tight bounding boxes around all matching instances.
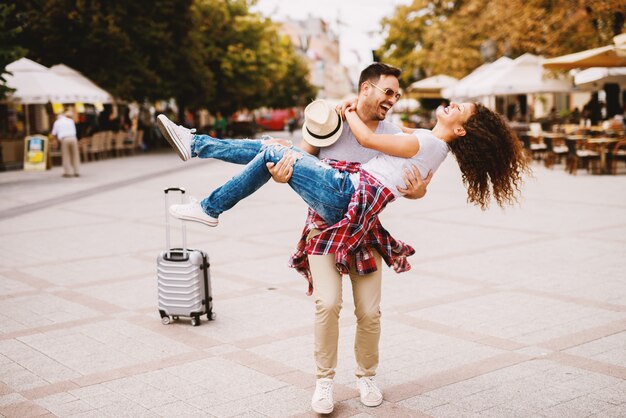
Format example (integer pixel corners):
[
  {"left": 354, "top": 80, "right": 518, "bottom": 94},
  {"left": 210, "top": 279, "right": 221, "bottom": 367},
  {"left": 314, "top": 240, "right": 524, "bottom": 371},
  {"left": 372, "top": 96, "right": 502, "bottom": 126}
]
[{"left": 191, "top": 135, "right": 355, "bottom": 226}]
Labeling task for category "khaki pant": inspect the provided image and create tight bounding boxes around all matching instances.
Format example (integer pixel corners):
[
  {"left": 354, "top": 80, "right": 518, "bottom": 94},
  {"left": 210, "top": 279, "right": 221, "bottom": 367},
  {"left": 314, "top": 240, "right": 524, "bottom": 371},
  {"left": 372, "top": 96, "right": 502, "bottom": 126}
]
[
  {"left": 308, "top": 231, "right": 382, "bottom": 379},
  {"left": 61, "top": 136, "right": 80, "bottom": 176}
]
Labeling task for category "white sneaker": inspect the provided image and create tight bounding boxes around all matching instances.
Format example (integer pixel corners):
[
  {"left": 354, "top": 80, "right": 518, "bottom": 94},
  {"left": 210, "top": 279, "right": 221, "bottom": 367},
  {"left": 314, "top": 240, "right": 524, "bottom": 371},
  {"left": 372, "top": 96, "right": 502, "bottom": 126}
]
[
  {"left": 357, "top": 377, "right": 383, "bottom": 407},
  {"left": 169, "top": 198, "right": 218, "bottom": 227},
  {"left": 156, "top": 114, "right": 195, "bottom": 161},
  {"left": 311, "top": 378, "right": 334, "bottom": 414}
]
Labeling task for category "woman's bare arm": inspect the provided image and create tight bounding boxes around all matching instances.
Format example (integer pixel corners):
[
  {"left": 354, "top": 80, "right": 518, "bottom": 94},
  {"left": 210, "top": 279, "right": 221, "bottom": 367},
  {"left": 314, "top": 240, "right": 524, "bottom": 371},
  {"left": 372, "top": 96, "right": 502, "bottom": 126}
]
[{"left": 345, "top": 109, "right": 420, "bottom": 158}]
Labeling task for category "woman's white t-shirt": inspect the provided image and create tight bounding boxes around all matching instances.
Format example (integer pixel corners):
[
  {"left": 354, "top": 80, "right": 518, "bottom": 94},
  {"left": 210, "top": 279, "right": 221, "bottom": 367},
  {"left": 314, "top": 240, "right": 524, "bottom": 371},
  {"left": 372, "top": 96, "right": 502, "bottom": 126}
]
[{"left": 350, "top": 129, "right": 450, "bottom": 197}]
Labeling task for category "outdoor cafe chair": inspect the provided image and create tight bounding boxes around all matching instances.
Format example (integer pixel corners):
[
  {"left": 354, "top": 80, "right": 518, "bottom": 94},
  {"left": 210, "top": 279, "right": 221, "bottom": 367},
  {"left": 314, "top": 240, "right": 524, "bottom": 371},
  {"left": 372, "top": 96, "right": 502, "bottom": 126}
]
[
  {"left": 542, "top": 133, "right": 568, "bottom": 168},
  {"left": 89, "top": 131, "right": 106, "bottom": 160},
  {"left": 607, "top": 139, "right": 626, "bottom": 175},
  {"left": 521, "top": 123, "right": 547, "bottom": 162},
  {"left": 103, "top": 131, "right": 114, "bottom": 158},
  {"left": 565, "top": 136, "right": 600, "bottom": 175},
  {"left": 113, "top": 131, "right": 127, "bottom": 157},
  {"left": 78, "top": 136, "right": 91, "bottom": 162}
]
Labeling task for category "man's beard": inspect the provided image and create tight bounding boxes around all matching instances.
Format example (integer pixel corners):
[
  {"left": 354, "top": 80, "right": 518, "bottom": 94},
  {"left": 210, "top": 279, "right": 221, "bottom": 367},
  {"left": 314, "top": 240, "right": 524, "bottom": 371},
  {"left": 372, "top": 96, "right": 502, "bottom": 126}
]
[{"left": 362, "top": 100, "right": 387, "bottom": 122}]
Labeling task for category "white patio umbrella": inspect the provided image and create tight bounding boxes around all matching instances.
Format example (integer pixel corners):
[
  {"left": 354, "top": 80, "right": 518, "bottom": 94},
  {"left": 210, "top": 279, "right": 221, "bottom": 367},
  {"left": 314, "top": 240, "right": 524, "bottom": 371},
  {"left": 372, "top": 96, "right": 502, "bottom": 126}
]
[
  {"left": 394, "top": 98, "right": 420, "bottom": 112},
  {"left": 574, "top": 67, "right": 626, "bottom": 89},
  {"left": 442, "top": 57, "right": 513, "bottom": 100},
  {"left": 3, "top": 57, "right": 108, "bottom": 104},
  {"left": 543, "top": 34, "right": 626, "bottom": 70},
  {"left": 408, "top": 74, "right": 458, "bottom": 99},
  {"left": 467, "top": 53, "right": 573, "bottom": 97},
  {"left": 50, "top": 64, "right": 113, "bottom": 103}
]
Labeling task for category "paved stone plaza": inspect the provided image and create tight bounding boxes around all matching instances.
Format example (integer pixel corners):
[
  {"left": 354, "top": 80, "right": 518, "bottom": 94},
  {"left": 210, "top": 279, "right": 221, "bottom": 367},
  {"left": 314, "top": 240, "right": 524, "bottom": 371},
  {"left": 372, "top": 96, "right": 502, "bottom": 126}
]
[{"left": 1, "top": 140, "right": 625, "bottom": 417}]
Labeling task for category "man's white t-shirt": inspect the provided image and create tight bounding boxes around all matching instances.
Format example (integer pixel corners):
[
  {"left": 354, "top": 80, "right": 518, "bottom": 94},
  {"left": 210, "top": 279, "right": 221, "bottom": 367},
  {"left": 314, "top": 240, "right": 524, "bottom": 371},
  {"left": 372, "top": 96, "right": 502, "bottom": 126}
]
[{"left": 318, "top": 120, "right": 402, "bottom": 163}]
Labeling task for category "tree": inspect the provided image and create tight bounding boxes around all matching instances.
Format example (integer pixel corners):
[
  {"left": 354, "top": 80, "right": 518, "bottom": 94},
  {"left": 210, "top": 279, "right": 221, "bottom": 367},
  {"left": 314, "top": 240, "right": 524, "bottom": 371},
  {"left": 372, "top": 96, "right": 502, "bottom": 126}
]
[
  {"left": 10, "top": 0, "right": 214, "bottom": 104},
  {"left": 7, "top": 0, "right": 315, "bottom": 113},
  {"left": 193, "top": 0, "right": 316, "bottom": 113},
  {"left": 378, "top": 0, "right": 625, "bottom": 83},
  {"left": 0, "top": 4, "right": 26, "bottom": 99}
]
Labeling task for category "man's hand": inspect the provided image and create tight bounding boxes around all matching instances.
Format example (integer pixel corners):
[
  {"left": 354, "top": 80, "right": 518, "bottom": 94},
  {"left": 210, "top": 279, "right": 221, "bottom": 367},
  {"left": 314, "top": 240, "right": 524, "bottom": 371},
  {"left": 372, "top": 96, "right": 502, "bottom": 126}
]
[
  {"left": 267, "top": 150, "right": 296, "bottom": 183},
  {"left": 397, "top": 166, "right": 432, "bottom": 199}
]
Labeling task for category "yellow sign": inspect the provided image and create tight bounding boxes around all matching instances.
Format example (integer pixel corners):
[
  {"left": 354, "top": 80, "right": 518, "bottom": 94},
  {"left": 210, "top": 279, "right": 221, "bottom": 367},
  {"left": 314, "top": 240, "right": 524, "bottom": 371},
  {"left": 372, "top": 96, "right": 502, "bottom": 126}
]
[
  {"left": 52, "top": 103, "right": 64, "bottom": 115},
  {"left": 75, "top": 102, "right": 85, "bottom": 113},
  {"left": 23, "top": 135, "right": 49, "bottom": 172}
]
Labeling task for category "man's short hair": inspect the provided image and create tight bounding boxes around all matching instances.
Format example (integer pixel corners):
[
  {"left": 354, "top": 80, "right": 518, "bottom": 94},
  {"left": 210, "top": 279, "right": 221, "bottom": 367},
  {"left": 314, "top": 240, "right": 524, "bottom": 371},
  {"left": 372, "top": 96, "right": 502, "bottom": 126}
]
[{"left": 358, "top": 63, "right": 402, "bottom": 93}]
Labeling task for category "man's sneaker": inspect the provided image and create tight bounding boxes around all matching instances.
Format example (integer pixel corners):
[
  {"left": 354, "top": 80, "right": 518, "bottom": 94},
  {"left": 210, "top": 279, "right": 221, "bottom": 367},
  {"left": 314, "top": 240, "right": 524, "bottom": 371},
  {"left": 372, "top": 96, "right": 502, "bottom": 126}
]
[
  {"left": 169, "top": 198, "right": 218, "bottom": 227},
  {"left": 156, "top": 114, "right": 195, "bottom": 161},
  {"left": 311, "top": 378, "right": 334, "bottom": 414},
  {"left": 357, "top": 377, "right": 383, "bottom": 407}
]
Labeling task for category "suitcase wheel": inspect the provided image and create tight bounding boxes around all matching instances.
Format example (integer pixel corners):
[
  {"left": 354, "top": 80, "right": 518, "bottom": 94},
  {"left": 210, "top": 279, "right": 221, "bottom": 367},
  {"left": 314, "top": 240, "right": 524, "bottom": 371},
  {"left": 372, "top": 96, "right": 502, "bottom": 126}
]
[
  {"left": 207, "top": 311, "right": 216, "bottom": 321},
  {"left": 161, "top": 316, "right": 171, "bottom": 325},
  {"left": 191, "top": 316, "right": 200, "bottom": 327}
]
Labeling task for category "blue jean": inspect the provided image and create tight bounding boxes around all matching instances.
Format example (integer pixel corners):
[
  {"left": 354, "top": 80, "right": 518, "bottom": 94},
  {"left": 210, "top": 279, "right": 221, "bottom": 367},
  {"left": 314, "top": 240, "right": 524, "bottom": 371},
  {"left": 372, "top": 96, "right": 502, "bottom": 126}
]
[{"left": 191, "top": 135, "right": 356, "bottom": 225}]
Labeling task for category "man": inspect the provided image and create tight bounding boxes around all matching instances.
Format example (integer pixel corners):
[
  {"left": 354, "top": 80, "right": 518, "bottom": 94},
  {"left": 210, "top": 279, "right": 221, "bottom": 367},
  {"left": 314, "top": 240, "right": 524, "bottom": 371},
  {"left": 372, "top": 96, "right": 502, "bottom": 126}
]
[
  {"left": 267, "top": 63, "right": 431, "bottom": 414},
  {"left": 51, "top": 110, "right": 80, "bottom": 177}
]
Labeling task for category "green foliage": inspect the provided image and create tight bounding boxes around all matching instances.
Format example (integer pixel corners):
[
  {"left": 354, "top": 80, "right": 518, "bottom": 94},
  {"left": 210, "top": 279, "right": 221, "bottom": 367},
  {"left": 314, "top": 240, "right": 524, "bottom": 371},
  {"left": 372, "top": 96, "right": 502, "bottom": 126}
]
[
  {"left": 0, "top": 3, "right": 26, "bottom": 98},
  {"left": 5, "top": 0, "right": 315, "bottom": 112}
]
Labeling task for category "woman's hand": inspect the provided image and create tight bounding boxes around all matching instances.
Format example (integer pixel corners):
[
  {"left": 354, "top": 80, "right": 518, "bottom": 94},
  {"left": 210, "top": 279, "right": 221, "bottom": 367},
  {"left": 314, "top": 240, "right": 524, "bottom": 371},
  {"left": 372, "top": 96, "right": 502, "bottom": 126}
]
[{"left": 335, "top": 97, "right": 358, "bottom": 120}]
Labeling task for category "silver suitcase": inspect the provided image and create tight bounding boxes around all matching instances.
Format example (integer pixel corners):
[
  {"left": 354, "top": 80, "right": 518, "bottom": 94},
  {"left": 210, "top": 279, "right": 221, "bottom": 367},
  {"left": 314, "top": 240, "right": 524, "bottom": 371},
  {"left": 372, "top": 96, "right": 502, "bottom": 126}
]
[{"left": 157, "top": 187, "right": 214, "bottom": 326}]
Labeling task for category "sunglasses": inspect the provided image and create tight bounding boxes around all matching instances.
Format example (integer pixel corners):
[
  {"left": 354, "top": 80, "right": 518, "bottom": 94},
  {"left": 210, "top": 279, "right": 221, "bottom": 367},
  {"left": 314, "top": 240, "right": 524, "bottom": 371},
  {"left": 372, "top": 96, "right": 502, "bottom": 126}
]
[{"left": 369, "top": 81, "right": 402, "bottom": 100}]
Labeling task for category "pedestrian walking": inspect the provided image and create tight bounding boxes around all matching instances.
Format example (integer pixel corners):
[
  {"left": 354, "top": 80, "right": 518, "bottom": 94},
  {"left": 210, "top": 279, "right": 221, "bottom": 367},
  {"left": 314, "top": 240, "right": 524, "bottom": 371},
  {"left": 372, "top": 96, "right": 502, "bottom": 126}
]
[{"left": 51, "top": 110, "right": 80, "bottom": 177}]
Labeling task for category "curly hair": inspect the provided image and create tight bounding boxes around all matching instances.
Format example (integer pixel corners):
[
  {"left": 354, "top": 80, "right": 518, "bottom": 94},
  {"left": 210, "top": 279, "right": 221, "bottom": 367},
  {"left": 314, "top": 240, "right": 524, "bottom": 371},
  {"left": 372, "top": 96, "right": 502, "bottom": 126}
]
[{"left": 448, "top": 103, "right": 530, "bottom": 209}]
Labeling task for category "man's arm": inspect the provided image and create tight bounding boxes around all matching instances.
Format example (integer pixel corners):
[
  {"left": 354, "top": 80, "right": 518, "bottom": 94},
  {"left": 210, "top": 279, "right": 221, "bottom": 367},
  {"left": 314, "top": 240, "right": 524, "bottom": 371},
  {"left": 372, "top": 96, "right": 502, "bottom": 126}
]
[{"left": 398, "top": 166, "right": 433, "bottom": 199}]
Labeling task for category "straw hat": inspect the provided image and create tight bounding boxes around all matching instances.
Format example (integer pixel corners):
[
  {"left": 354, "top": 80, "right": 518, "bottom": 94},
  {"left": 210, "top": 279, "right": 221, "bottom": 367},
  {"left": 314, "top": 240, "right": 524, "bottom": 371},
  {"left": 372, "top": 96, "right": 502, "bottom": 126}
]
[{"left": 302, "top": 100, "right": 343, "bottom": 147}]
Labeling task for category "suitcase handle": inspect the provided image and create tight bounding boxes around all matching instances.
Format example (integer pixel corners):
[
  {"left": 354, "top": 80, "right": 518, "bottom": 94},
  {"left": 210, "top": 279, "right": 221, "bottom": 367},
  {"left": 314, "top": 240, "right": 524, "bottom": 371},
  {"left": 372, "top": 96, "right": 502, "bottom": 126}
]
[
  {"left": 164, "top": 187, "right": 188, "bottom": 259},
  {"left": 164, "top": 187, "right": 186, "bottom": 194}
]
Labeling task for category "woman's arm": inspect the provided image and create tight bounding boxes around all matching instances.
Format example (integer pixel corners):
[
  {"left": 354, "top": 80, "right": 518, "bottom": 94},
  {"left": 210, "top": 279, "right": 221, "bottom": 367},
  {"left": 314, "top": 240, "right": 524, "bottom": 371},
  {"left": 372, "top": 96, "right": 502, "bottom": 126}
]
[{"left": 345, "top": 110, "right": 420, "bottom": 158}]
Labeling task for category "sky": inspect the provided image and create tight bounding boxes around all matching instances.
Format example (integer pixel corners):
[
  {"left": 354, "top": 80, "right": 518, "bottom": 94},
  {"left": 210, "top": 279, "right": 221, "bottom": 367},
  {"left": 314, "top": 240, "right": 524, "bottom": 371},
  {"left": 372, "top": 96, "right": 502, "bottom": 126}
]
[{"left": 251, "top": 0, "right": 412, "bottom": 69}]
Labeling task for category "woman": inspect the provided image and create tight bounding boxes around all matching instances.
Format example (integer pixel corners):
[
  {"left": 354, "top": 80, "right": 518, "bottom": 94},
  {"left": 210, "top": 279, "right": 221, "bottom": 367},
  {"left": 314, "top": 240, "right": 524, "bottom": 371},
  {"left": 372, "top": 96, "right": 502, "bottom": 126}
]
[{"left": 158, "top": 101, "right": 528, "bottom": 230}]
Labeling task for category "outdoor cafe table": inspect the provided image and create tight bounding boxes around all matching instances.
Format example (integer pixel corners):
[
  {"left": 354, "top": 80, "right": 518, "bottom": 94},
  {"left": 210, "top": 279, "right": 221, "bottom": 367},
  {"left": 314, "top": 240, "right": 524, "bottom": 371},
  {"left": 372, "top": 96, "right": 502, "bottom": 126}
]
[{"left": 586, "top": 137, "right": 620, "bottom": 174}]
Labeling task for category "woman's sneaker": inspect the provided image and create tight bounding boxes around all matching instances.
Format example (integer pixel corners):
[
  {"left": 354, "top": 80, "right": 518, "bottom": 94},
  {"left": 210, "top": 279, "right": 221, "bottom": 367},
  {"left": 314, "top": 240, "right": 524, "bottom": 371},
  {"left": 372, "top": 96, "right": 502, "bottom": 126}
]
[
  {"left": 311, "top": 378, "right": 334, "bottom": 414},
  {"left": 156, "top": 114, "right": 195, "bottom": 161},
  {"left": 357, "top": 377, "right": 383, "bottom": 407},
  {"left": 169, "top": 199, "right": 218, "bottom": 227}
]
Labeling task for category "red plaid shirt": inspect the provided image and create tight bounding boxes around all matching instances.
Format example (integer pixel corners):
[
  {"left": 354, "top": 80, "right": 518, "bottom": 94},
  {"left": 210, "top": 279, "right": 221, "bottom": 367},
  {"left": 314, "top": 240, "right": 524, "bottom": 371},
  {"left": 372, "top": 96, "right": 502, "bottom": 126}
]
[{"left": 289, "top": 160, "right": 415, "bottom": 295}]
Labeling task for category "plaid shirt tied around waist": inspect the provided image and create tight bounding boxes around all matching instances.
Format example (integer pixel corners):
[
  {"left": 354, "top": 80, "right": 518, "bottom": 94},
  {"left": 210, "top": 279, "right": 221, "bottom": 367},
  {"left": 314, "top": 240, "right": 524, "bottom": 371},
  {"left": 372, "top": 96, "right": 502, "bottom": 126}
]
[{"left": 288, "top": 159, "right": 415, "bottom": 295}]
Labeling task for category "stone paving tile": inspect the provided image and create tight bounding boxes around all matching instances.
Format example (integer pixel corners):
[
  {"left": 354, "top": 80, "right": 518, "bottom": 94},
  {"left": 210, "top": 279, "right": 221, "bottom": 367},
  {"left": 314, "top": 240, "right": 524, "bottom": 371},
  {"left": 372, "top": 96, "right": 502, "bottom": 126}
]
[
  {"left": 0, "top": 294, "right": 101, "bottom": 335},
  {"left": 0, "top": 272, "right": 35, "bottom": 296},
  {"left": 417, "top": 360, "right": 624, "bottom": 417},
  {"left": 149, "top": 400, "right": 213, "bottom": 417},
  {"left": 405, "top": 291, "right": 626, "bottom": 346},
  {"left": 74, "top": 276, "right": 156, "bottom": 311},
  {"left": 564, "top": 331, "right": 626, "bottom": 368},
  {"left": 0, "top": 392, "right": 27, "bottom": 406},
  {"left": 0, "top": 221, "right": 164, "bottom": 269},
  {"left": 417, "top": 237, "right": 626, "bottom": 303},
  {"left": 34, "top": 392, "right": 94, "bottom": 416},
  {"left": 0, "top": 339, "right": 81, "bottom": 391},
  {"left": 187, "top": 292, "right": 310, "bottom": 343},
  {"left": 18, "top": 256, "right": 155, "bottom": 288},
  {"left": 14, "top": 320, "right": 192, "bottom": 377},
  {"left": 0, "top": 400, "right": 52, "bottom": 417}
]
